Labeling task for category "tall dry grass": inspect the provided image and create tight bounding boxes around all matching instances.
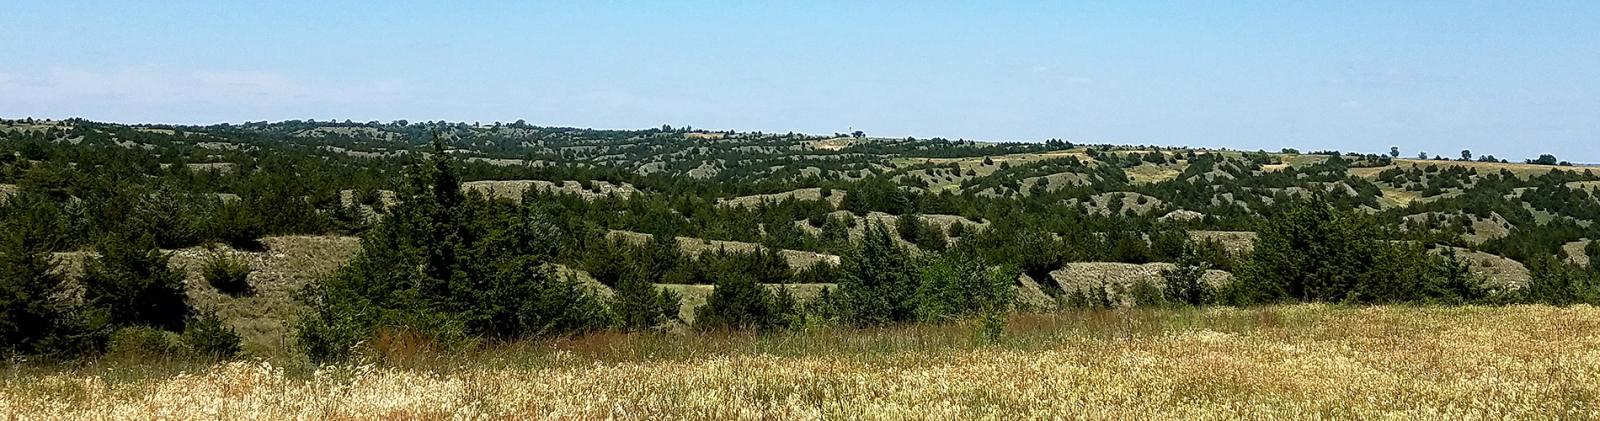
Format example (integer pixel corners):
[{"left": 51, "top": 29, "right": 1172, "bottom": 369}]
[{"left": 5, "top": 304, "right": 1600, "bottom": 419}]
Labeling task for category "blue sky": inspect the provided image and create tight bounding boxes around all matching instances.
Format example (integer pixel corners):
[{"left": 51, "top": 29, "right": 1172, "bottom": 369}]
[{"left": 2, "top": 1, "right": 1597, "bottom": 161}]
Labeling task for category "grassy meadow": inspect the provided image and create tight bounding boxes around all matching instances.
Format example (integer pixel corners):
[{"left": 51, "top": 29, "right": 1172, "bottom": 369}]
[{"left": 5, "top": 304, "right": 1599, "bottom": 419}]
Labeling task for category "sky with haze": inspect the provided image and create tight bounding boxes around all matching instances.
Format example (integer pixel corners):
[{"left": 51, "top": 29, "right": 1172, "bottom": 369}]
[{"left": 2, "top": 1, "right": 1597, "bottom": 161}]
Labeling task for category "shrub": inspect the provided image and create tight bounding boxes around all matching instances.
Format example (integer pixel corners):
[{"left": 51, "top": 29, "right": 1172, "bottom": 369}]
[
  {"left": 82, "top": 232, "right": 191, "bottom": 331},
  {"left": 183, "top": 311, "right": 242, "bottom": 359},
  {"left": 206, "top": 199, "right": 264, "bottom": 250},
  {"left": 769, "top": 286, "right": 803, "bottom": 330},
  {"left": 201, "top": 253, "right": 253, "bottom": 296},
  {"left": 806, "top": 213, "right": 827, "bottom": 228},
  {"left": 694, "top": 271, "right": 778, "bottom": 331},
  {"left": 1162, "top": 243, "right": 1213, "bottom": 307},
  {"left": 297, "top": 145, "right": 613, "bottom": 361},
  {"left": 613, "top": 277, "right": 681, "bottom": 331},
  {"left": 838, "top": 222, "right": 919, "bottom": 326},
  {"left": 105, "top": 326, "right": 184, "bottom": 361},
  {"left": 0, "top": 194, "right": 83, "bottom": 357},
  {"left": 1129, "top": 278, "right": 1165, "bottom": 307},
  {"left": 975, "top": 309, "right": 1005, "bottom": 345},
  {"left": 294, "top": 301, "right": 369, "bottom": 363},
  {"left": 915, "top": 251, "right": 1016, "bottom": 322},
  {"left": 896, "top": 214, "right": 925, "bottom": 244},
  {"left": 791, "top": 261, "right": 841, "bottom": 284},
  {"left": 946, "top": 221, "right": 968, "bottom": 238},
  {"left": 1519, "top": 256, "right": 1600, "bottom": 306}
]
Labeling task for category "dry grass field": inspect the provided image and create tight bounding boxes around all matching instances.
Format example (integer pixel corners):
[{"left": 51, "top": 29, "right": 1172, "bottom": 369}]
[
  {"left": 1350, "top": 159, "right": 1592, "bottom": 180},
  {"left": 5, "top": 305, "right": 1599, "bottom": 419}
]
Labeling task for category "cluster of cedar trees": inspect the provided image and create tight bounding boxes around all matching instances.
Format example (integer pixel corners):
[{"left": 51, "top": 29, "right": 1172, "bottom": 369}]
[
  {"left": 292, "top": 149, "right": 1600, "bottom": 362},
  {"left": 5, "top": 129, "right": 1600, "bottom": 361}
]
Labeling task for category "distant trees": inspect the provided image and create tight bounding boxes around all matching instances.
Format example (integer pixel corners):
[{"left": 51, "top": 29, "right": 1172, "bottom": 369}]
[
  {"left": 1528, "top": 154, "right": 1560, "bottom": 166},
  {"left": 1461, "top": 150, "right": 1472, "bottom": 161},
  {"left": 1390, "top": 146, "right": 1400, "bottom": 158}
]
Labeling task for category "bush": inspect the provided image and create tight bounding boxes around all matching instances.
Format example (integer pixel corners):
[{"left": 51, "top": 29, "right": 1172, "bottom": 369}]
[
  {"left": 838, "top": 222, "right": 919, "bottom": 326},
  {"left": 294, "top": 301, "right": 369, "bottom": 363},
  {"left": 1129, "top": 278, "right": 1164, "bottom": 307},
  {"left": 105, "top": 326, "right": 184, "bottom": 361},
  {"left": 946, "top": 221, "right": 968, "bottom": 238},
  {"left": 975, "top": 309, "right": 1005, "bottom": 345},
  {"left": 915, "top": 251, "right": 1016, "bottom": 322},
  {"left": 206, "top": 199, "right": 264, "bottom": 250},
  {"left": 0, "top": 194, "right": 85, "bottom": 357},
  {"left": 297, "top": 146, "right": 613, "bottom": 361},
  {"left": 1162, "top": 243, "right": 1213, "bottom": 307},
  {"left": 201, "top": 253, "right": 253, "bottom": 296},
  {"left": 82, "top": 233, "right": 191, "bottom": 331},
  {"left": 1519, "top": 256, "right": 1600, "bottom": 306},
  {"left": 613, "top": 277, "right": 681, "bottom": 331},
  {"left": 183, "top": 311, "right": 242, "bottom": 359},
  {"left": 694, "top": 271, "right": 779, "bottom": 331}
]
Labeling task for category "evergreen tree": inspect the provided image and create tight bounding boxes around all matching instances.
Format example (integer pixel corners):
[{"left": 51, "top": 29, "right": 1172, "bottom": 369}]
[
  {"left": 1161, "top": 241, "right": 1212, "bottom": 307},
  {"left": 82, "top": 232, "right": 190, "bottom": 331},
  {"left": 915, "top": 251, "right": 1016, "bottom": 322},
  {"left": 296, "top": 141, "right": 610, "bottom": 361},
  {"left": 695, "top": 270, "right": 776, "bottom": 331},
  {"left": 0, "top": 195, "right": 83, "bottom": 356},
  {"left": 838, "top": 222, "right": 919, "bottom": 326},
  {"left": 613, "top": 276, "right": 681, "bottom": 330}
]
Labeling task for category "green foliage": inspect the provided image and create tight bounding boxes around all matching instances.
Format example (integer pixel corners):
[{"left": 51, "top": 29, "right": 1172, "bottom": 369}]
[
  {"left": 1234, "top": 200, "right": 1489, "bottom": 305},
  {"left": 1518, "top": 256, "right": 1600, "bottom": 306},
  {"left": 946, "top": 221, "right": 968, "bottom": 238},
  {"left": 205, "top": 199, "right": 265, "bottom": 249},
  {"left": 838, "top": 222, "right": 920, "bottom": 326},
  {"left": 0, "top": 194, "right": 99, "bottom": 358},
  {"left": 82, "top": 232, "right": 191, "bottom": 331},
  {"left": 182, "top": 311, "right": 243, "bottom": 359},
  {"left": 1161, "top": 242, "right": 1213, "bottom": 307},
  {"left": 130, "top": 186, "right": 205, "bottom": 249},
  {"left": 694, "top": 271, "right": 781, "bottom": 331},
  {"left": 1129, "top": 278, "right": 1165, "bottom": 307},
  {"left": 201, "top": 252, "right": 253, "bottom": 296},
  {"left": 769, "top": 286, "right": 803, "bottom": 329},
  {"left": 105, "top": 326, "right": 184, "bottom": 360},
  {"left": 896, "top": 214, "right": 948, "bottom": 251},
  {"left": 975, "top": 309, "right": 1005, "bottom": 345},
  {"left": 915, "top": 251, "right": 1016, "bottom": 322},
  {"left": 613, "top": 277, "right": 681, "bottom": 331},
  {"left": 296, "top": 145, "right": 611, "bottom": 362}
]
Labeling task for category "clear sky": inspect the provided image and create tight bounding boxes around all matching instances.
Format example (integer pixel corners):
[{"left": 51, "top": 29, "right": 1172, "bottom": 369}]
[{"left": 2, "top": 1, "right": 1597, "bottom": 161}]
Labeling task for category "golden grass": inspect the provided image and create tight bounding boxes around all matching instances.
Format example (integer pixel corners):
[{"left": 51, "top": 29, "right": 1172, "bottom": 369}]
[
  {"left": 1126, "top": 162, "right": 1184, "bottom": 184},
  {"left": 1352, "top": 159, "right": 1591, "bottom": 180},
  {"left": 6, "top": 305, "right": 1600, "bottom": 419},
  {"left": 888, "top": 149, "right": 1091, "bottom": 178}
]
